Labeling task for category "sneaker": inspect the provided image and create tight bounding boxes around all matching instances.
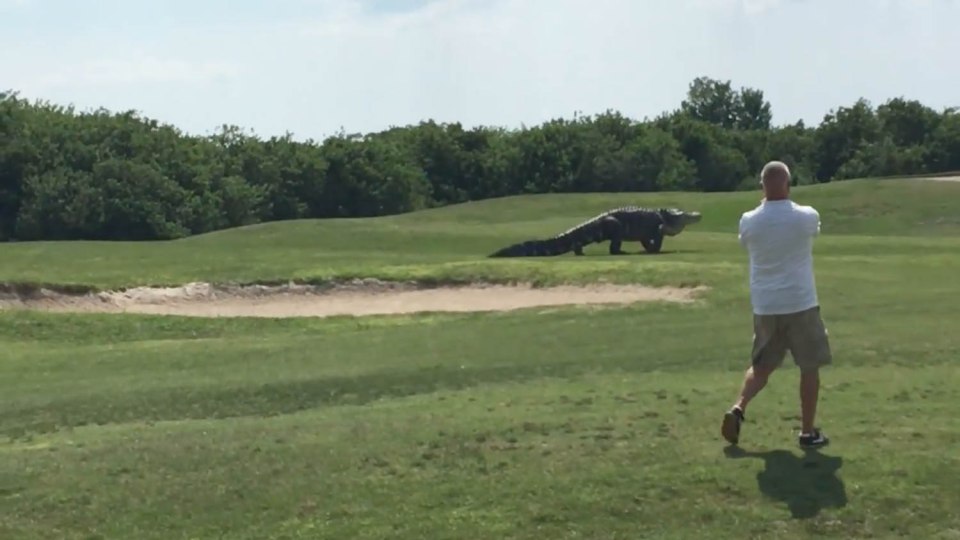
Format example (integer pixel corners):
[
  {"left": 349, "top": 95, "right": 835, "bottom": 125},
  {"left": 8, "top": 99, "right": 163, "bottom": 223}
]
[
  {"left": 721, "top": 406, "right": 745, "bottom": 444},
  {"left": 798, "top": 429, "right": 829, "bottom": 449}
]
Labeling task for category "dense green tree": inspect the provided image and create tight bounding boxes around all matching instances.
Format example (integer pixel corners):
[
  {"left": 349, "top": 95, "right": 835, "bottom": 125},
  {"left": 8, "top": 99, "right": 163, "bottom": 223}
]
[
  {"left": 877, "top": 97, "right": 941, "bottom": 147},
  {"left": 814, "top": 98, "right": 882, "bottom": 180},
  {"left": 928, "top": 109, "right": 960, "bottom": 171},
  {"left": 680, "top": 76, "right": 773, "bottom": 131},
  {"left": 0, "top": 77, "right": 957, "bottom": 241},
  {"left": 317, "top": 133, "right": 430, "bottom": 217}
]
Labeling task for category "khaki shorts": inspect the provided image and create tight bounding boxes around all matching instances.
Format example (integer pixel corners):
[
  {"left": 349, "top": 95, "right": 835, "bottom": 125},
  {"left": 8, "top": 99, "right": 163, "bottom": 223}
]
[{"left": 752, "top": 306, "right": 832, "bottom": 372}]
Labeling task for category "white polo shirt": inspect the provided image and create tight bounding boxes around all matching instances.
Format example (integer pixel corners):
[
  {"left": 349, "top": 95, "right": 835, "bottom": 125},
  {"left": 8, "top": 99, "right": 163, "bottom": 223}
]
[{"left": 738, "top": 199, "right": 821, "bottom": 315}]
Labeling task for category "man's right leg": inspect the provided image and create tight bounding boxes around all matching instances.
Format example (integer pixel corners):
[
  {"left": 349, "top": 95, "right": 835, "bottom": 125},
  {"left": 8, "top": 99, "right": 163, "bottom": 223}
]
[
  {"left": 800, "top": 369, "right": 820, "bottom": 435},
  {"left": 788, "top": 306, "right": 833, "bottom": 448},
  {"left": 722, "top": 314, "right": 785, "bottom": 444}
]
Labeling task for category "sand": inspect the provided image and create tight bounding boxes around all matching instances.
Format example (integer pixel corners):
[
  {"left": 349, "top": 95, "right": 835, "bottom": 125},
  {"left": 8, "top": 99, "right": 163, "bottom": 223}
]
[
  {"left": 925, "top": 176, "right": 960, "bottom": 182},
  {"left": 0, "top": 280, "right": 706, "bottom": 319}
]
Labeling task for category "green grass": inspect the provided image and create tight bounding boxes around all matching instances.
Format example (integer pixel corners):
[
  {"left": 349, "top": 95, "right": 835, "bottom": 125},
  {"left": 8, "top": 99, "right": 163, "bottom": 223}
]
[{"left": 2, "top": 177, "right": 960, "bottom": 539}]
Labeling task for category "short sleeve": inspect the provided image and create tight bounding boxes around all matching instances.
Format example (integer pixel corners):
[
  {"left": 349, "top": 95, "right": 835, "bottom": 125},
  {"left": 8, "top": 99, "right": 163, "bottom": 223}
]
[
  {"left": 807, "top": 208, "right": 821, "bottom": 237},
  {"left": 738, "top": 214, "right": 749, "bottom": 247}
]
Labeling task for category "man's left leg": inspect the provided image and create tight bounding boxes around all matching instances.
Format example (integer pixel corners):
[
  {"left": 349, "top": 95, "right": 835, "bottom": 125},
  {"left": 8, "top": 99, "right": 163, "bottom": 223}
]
[
  {"left": 734, "top": 361, "right": 778, "bottom": 414},
  {"left": 722, "top": 313, "right": 786, "bottom": 445}
]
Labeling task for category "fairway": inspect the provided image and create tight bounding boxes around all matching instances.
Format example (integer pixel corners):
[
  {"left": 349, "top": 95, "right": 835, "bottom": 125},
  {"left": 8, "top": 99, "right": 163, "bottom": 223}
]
[{"left": 1, "top": 178, "right": 959, "bottom": 539}]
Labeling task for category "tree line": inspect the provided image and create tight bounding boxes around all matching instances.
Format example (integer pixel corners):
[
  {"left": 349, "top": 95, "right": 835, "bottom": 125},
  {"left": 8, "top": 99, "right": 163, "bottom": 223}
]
[{"left": 1, "top": 76, "right": 958, "bottom": 241}]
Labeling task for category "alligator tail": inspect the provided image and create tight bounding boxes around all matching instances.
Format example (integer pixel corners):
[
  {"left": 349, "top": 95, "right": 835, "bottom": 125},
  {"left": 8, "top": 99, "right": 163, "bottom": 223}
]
[
  {"left": 488, "top": 217, "right": 604, "bottom": 258},
  {"left": 488, "top": 238, "right": 568, "bottom": 257}
]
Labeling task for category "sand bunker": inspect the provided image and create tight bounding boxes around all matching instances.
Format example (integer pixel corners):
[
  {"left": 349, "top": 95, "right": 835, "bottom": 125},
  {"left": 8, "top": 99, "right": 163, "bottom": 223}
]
[
  {"left": 917, "top": 175, "right": 960, "bottom": 182},
  {"left": 0, "top": 280, "right": 705, "bottom": 318}
]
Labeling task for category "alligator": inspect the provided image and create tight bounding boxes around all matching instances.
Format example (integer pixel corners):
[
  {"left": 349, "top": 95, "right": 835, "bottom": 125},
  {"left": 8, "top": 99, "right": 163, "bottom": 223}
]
[{"left": 488, "top": 206, "right": 702, "bottom": 257}]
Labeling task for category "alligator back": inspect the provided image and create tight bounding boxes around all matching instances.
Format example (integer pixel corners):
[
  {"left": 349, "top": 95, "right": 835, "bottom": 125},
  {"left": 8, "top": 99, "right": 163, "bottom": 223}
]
[{"left": 488, "top": 206, "right": 654, "bottom": 257}]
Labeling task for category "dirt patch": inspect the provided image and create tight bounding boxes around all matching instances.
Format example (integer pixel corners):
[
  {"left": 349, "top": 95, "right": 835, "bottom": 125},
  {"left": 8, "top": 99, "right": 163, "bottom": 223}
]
[{"left": 0, "top": 280, "right": 706, "bottom": 318}]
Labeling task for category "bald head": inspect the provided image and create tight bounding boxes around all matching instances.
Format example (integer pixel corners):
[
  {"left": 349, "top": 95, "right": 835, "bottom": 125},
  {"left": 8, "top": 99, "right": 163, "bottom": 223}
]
[{"left": 760, "top": 161, "right": 791, "bottom": 200}]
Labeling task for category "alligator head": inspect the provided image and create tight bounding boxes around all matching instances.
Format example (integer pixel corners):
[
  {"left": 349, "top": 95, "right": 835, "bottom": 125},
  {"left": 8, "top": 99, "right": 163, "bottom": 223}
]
[{"left": 658, "top": 207, "right": 702, "bottom": 236}]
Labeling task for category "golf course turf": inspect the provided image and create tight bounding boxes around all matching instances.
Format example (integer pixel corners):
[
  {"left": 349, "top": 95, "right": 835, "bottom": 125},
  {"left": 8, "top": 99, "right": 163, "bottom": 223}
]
[{"left": 1, "top": 177, "right": 958, "bottom": 539}]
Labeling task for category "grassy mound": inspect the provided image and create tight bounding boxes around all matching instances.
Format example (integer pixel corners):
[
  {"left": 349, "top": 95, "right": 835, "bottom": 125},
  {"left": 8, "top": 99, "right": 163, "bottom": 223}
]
[{"left": 0, "top": 177, "right": 957, "bottom": 290}]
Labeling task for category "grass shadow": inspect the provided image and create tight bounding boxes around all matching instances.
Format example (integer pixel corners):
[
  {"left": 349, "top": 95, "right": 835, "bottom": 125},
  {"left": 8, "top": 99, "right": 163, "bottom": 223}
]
[
  {"left": 632, "top": 249, "right": 699, "bottom": 256},
  {"left": 724, "top": 446, "right": 848, "bottom": 519},
  {"left": 1, "top": 361, "right": 589, "bottom": 438},
  {"left": 1, "top": 342, "right": 716, "bottom": 439},
  {"left": 578, "top": 249, "right": 700, "bottom": 257}
]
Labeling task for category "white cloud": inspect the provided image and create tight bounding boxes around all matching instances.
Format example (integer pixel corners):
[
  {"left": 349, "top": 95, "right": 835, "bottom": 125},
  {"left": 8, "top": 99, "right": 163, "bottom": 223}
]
[
  {"left": 685, "top": 0, "right": 782, "bottom": 13},
  {"left": 2, "top": 0, "right": 958, "bottom": 139},
  {"left": 28, "top": 56, "right": 242, "bottom": 88},
  {"left": 0, "top": 0, "right": 32, "bottom": 13},
  {"left": 740, "top": 0, "right": 782, "bottom": 14}
]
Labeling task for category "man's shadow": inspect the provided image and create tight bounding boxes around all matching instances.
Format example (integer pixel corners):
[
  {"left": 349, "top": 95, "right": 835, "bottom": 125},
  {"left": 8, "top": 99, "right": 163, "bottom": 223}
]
[{"left": 724, "top": 446, "right": 848, "bottom": 519}]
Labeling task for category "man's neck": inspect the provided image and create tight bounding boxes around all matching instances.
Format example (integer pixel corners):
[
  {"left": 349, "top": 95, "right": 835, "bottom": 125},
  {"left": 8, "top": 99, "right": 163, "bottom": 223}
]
[{"left": 763, "top": 194, "right": 789, "bottom": 202}]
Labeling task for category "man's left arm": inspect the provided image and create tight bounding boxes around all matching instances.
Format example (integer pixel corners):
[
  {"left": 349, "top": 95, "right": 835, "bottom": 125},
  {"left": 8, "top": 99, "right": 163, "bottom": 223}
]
[
  {"left": 738, "top": 214, "right": 749, "bottom": 247},
  {"left": 807, "top": 208, "right": 821, "bottom": 237}
]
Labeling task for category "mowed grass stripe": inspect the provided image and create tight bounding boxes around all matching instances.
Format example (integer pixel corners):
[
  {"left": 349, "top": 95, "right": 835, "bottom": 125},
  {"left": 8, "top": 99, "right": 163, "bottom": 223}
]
[{"left": 1, "top": 365, "right": 957, "bottom": 539}]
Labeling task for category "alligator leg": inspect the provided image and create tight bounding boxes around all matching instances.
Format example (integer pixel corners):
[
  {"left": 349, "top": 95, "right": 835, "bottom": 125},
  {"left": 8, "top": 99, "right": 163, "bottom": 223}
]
[
  {"left": 640, "top": 228, "right": 664, "bottom": 254},
  {"left": 599, "top": 216, "right": 627, "bottom": 255}
]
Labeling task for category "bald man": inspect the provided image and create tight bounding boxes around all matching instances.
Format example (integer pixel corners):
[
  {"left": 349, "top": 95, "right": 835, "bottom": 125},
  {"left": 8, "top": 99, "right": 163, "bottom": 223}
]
[{"left": 721, "top": 161, "right": 832, "bottom": 449}]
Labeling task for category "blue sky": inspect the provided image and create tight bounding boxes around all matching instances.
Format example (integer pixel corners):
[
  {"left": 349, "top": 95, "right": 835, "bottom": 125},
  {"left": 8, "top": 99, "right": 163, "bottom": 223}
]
[{"left": 3, "top": 0, "right": 958, "bottom": 141}]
